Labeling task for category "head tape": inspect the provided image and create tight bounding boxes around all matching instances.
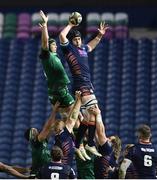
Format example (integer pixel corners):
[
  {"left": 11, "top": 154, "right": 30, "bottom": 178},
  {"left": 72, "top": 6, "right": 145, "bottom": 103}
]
[
  {"left": 49, "top": 38, "right": 56, "bottom": 51},
  {"left": 69, "top": 30, "right": 81, "bottom": 41}
]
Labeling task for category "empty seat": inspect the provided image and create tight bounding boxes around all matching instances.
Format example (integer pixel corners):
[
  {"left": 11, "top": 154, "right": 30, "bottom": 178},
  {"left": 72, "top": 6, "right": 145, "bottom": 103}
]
[
  {"left": 31, "top": 12, "right": 41, "bottom": 37},
  {"left": 59, "top": 12, "right": 71, "bottom": 31},
  {"left": 115, "top": 12, "right": 129, "bottom": 39},
  {"left": 3, "top": 13, "right": 17, "bottom": 38},
  {"left": 86, "top": 12, "right": 101, "bottom": 34},
  {"left": 0, "top": 13, "right": 4, "bottom": 38},
  {"left": 17, "top": 13, "right": 31, "bottom": 38},
  {"left": 47, "top": 12, "right": 59, "bottom": 36}
]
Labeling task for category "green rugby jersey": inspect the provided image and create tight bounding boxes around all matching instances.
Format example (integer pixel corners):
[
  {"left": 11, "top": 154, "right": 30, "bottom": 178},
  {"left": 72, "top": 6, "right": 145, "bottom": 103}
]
[
  {"left": 31, "top": 139, "right": 51, "bottom": 175},
  {"left": 40, "top": 49, "right": 70, "bottom": 91}
]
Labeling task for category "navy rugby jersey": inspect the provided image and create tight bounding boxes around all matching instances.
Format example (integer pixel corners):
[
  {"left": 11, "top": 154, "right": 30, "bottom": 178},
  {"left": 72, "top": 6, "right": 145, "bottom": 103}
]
[
  {"left": 94, "top": 141, "right": 113, "bottom": 179},
  {"left": 125, "top": 162, "right": 138, "bottom": 179},
  {"left": 60, "top": 42, "right": 93, "bottom": 90},
  {"left": 38, "top": 162, "right": 76, "bottom": 179},
  {"left": 54, "top": 127, "right": 75, "bottom": 168},
  {"left": 126, "top": 143, "right": 157, "bottom": 179}
]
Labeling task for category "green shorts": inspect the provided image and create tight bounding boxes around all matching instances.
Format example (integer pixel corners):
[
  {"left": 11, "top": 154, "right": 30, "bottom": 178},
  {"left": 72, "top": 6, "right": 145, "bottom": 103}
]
[{"left": 48, "top": 87, "right": 74, "bottom": 107}]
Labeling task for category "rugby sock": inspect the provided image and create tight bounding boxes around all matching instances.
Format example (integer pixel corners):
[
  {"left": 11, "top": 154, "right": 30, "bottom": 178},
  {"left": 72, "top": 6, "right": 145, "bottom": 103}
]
[{"left": 75, "top": 122, "right": 88, "bottom": 148}]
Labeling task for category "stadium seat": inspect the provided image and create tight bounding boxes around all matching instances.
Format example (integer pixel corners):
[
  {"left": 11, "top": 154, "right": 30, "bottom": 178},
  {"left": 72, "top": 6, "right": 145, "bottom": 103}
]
[
  {"left": 59, "top": 12, "right": 71, "bottom": 31},
  {"left": 47, "top": 12, "right": 59, "bottom": 36},
  {"left": 3, "top": 13, "right": 17, "bottom": 38},
  {"left": 115, "top": 12, "right": 129, "bottom": 39},
  {"left": 0, "top": 13, "right": 4, "bottom": 38},
  {"left": 17, "top": 13, "right": 31, "bottom": 38},
  {"left": 31, "top": 12, "right": 41, "bottom": 37},
  {"left": 86, "top": 12, "right": 101, "bottom": 35}
]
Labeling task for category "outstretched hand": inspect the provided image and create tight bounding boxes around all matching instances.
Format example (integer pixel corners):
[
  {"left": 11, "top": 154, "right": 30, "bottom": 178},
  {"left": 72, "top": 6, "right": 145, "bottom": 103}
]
[
  {"left": 39, "top": 10, "right": 48, "bottom": 27},
  {"left": 98, "top": 22, "right": 109, "bottom": 35}
]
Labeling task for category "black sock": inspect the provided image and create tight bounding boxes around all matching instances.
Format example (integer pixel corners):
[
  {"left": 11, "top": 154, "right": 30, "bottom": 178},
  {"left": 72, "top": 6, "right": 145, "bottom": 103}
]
[
  {"left": 75, "top": 123, "right": 88, "bottom": 148},
  {"left": 88, "top": 124, "right": 96, "bottom": 147}
]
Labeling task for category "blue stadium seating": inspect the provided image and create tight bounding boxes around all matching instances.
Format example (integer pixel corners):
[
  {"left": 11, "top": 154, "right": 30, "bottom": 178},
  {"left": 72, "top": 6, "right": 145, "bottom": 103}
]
[{"left": 0, "top": 37, "right": 157, "bottom": 178}]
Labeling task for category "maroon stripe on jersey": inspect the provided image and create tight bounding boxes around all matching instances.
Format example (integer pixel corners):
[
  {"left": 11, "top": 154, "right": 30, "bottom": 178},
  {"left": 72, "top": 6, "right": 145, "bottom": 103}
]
[
  {"left": 100, "top": 156, "right": 110, "bottom": 178},
  {"left": 62, "top": 141, "right": 70, "bottom": 155},
  {"left": 66, "top": 52, "right": 81, "bottom": 75},
  {"left": 62, "top": 141, "right": 71, "bottom": 165}
]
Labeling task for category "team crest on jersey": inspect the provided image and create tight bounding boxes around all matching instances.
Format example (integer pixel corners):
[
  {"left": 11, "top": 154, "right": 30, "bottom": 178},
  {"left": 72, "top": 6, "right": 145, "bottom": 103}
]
[{"left": 78, "top": 48, "right": 88, "bottom": 57}]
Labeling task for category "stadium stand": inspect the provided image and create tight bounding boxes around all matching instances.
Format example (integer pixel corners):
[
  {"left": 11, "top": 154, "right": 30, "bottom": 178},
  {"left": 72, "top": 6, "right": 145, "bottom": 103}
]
[
  {"left": 47, "top": 12, "right": 59, "bottom": 36},
  {"left": 101, "top": 12, "right": 115, "bottom": 39},
  {"left": 86, "top": 12, "right": 101, "bottom": 36},
  {"left": 3, "top": 13, "right": 17, "bottom": 38},
  {"left": 17, "top": 13, "right": 31, "bottom": 38},
  {"left": 0, "top": 13, "right": 4, "bottom": 38},
  {"left": 0, "top": 10, "right": 156, "bottom": 178}
]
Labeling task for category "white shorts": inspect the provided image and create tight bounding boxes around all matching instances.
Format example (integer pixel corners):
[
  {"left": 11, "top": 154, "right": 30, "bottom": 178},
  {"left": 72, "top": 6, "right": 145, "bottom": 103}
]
[{"left": 81, "top": 94, "right": 98, "bottom": 121}]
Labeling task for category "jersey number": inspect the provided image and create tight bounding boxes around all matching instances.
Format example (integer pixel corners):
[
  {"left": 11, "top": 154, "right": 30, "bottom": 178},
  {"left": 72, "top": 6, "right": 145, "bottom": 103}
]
[
  {"left": 51, "top": 172, "right": 59, "bottom": 179},
  {"left": 144, "top": 155, "right": 152, "bottom": 167}
]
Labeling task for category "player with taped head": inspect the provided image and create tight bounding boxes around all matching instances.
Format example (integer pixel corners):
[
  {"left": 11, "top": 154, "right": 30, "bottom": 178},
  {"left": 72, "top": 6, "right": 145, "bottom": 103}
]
[
  {"left": 38, "top": 10, "right": 74, "bottom": 120},
  {"left": 24, "top": 101, "right": 60, "bottom": 177},
  {"left": 59, "top": 11, "right": 109, "bottom": 159}
]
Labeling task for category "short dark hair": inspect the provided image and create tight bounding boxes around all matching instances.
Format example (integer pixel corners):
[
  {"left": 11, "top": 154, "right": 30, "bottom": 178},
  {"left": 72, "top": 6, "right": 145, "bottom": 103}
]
[
  {"left": 51, "top": 145, "right": 63, "bottom": 161},
  {"left": 137, "top": 124, "right": 151, "bottom": 139},
  {"left": 49, "top": 38, "right": 56, "bottom": 52},
  {"left": 24, "top": 128, "right": 31, "bottom": 141},
  {"left": 49, "top": 38, "right": 56, "bottom": 45}
]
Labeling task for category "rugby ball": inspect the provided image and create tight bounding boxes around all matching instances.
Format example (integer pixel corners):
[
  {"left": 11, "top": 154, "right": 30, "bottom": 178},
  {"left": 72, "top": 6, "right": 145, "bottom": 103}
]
[{"left": 69, "top": 12, "right": 82, "bottom": 25}]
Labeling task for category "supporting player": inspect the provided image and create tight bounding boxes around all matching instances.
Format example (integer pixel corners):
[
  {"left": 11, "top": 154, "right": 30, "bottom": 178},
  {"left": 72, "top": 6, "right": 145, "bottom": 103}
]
[
  {"left": 89, "top": 106, "right": 121, "bottom": 179},
  {"left": 24, "top": 101, "right": 60, "bottom": 176},
  {"left": 53, "top": 91, "right": 82, "bottom": 169},
  {"left": 119, "top": 124, "right": 157, "bottom": 179},
  {"left": 37, "top": 145, "right": 76, "bottom": 179}
]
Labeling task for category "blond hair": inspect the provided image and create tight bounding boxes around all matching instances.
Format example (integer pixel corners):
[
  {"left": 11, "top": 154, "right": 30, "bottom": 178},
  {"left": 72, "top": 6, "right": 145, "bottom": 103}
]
[{"left": 110, "top": 135, "right": 122, "bottom": 160}]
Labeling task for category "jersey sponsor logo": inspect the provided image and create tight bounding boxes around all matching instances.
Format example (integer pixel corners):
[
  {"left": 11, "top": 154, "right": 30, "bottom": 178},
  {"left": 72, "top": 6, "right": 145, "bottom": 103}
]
[
  {"left": 78, "top": 49, "right": 88, "bottom": 57},
  {"left": 141, "top": 147, "right": 155, "bottom": 152},
  {"left": 48, "top": 166, "right": 63, "bottom": 170}
]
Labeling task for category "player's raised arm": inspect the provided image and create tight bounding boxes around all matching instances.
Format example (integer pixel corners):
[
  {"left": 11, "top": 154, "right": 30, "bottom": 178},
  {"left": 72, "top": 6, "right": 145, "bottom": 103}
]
[
  {"left": 66, "top": 91, "right": 82, "bottom": 133},
  {"left": 87, "top": 22, "right": 109, "bottom": 52},
  {"left": 39, "top": 10, "right": 49, "bottom": 49},
  {"left": 119, "top": 158, "right": 132, "bottom": 179},
  {"left": 38, "top": 102, "right": 60, "bottom": 142},
  {"left": 59, "top": 12, "right": 81, "bottom": 44}
]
